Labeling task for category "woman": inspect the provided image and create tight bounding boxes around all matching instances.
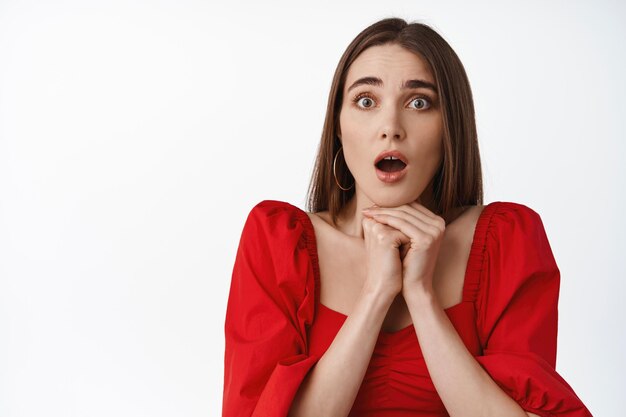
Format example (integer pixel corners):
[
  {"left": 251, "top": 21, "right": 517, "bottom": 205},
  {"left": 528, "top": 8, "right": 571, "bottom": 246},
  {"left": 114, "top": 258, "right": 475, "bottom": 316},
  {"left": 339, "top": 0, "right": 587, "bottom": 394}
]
[{"left": 222, "top": 17, "right": 592, "bottom": 417}]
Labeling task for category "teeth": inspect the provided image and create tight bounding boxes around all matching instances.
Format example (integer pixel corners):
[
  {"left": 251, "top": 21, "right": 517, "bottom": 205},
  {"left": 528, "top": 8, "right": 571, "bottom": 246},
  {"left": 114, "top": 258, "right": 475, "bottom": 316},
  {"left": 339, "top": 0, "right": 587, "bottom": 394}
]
[{"left": 384, "top": 156, "right": 398, "bottom": 160}]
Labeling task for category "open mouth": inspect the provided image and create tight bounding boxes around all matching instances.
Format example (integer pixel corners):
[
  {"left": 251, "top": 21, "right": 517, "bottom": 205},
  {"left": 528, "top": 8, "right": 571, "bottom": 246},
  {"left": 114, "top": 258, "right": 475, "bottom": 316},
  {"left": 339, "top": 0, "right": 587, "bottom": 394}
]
[{"left": 375, "top": 157, "right": 407, "bottom": 172}]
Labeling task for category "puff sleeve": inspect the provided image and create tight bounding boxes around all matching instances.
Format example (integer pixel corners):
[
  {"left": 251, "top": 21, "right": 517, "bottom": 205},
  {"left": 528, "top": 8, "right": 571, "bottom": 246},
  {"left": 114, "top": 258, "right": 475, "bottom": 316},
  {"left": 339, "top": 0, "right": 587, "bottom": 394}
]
[
  {"left": 222, "top": 200, "right": 319, "bottom": 417},
  {"left": 475, "top": 203, "right": 592, "bottom": 416}
]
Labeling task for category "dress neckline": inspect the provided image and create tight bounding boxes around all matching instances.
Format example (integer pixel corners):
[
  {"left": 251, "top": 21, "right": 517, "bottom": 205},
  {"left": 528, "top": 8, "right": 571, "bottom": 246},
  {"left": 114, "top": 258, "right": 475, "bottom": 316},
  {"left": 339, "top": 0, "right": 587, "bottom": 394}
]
[{"left": 291, "top": 201, "right": 500, "bottom": 336}]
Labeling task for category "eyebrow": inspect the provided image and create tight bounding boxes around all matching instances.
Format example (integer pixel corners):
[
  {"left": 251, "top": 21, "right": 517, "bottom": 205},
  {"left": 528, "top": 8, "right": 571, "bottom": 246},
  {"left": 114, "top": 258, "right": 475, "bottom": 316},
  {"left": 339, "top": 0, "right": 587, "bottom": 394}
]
[{"left": 346, "top": 76, "right": 438, "bottom": 94}]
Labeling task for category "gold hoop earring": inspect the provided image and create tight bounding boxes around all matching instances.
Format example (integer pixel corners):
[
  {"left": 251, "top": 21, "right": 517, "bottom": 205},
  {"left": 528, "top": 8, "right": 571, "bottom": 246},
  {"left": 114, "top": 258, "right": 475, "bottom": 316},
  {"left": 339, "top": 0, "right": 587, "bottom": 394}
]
[{"left": 333, "top": 146, "right": 354, "bottom": 191}]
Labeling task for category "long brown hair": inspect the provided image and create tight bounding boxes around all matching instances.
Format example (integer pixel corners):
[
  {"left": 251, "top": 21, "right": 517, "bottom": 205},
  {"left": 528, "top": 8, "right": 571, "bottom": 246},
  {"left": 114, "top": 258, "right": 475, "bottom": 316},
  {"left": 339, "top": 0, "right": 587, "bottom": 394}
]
[{"left": 305, "top": 17, "right": 483, "bottom": 226}]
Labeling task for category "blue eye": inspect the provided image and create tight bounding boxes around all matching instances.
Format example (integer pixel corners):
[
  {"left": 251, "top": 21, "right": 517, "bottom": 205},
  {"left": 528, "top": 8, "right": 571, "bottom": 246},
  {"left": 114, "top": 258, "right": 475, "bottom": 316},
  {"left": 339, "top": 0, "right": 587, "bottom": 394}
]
[
  {"left": 409, "top": 97, "right": 431, "bottom": 110},
  {"left": 355, "top": 95, "right": 375, "bottom": 108}
]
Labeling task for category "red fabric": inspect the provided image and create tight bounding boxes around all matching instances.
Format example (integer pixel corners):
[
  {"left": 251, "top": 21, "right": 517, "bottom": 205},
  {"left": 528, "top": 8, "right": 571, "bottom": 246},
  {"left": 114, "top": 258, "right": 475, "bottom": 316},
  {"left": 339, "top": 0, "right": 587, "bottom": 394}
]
[{"left": 222, "top": 200, "right": 592, "bottom": 417}]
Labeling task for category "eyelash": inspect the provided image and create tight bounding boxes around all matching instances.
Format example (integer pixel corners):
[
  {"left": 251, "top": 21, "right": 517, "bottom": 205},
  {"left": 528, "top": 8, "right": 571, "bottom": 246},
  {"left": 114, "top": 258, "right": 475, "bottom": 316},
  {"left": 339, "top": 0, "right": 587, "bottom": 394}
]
[{"left": 351, "top": 92, "right": 433, "bottom": 110}]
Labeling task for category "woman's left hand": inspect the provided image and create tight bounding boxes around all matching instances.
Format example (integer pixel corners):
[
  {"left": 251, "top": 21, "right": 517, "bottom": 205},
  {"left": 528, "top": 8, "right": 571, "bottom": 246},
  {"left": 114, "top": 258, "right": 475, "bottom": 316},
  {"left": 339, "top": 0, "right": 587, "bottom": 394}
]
[{"left": 362, "top": 201, "right": 446, "bottom": 292}]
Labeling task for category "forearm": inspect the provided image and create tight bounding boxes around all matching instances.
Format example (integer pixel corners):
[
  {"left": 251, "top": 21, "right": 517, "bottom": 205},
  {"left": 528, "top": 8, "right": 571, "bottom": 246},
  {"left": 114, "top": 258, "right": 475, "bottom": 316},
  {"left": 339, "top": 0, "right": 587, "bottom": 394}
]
[
  {"left": 288, "top": 285, "right": 395, "bottom": 417},
  {"left": 403, "top": 283, "right": 538, "bottom": 417}
]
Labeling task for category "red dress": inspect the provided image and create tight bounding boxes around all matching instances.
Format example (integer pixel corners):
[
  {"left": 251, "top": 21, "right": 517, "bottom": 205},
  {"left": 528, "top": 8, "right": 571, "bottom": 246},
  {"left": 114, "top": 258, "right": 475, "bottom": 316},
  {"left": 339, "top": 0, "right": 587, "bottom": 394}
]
[{"left": 222, "top": 200, "right": 592, "bottom": 417}]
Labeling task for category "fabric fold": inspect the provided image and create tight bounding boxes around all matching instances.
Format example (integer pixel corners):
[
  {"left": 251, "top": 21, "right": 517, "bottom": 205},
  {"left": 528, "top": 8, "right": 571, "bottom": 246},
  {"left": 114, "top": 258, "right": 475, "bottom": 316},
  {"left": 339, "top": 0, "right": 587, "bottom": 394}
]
[
  {"left": 223, "top": 199, "right": 593, "bottom": 416},
  {"left": 475, "top": 202, "right": 592, "bottom": 416},
  {"left": 477, "top": 351, "right": 589, "bottom": 417},
  {"left": 222, "top": 200, "right": 318, "bottom": 417}
]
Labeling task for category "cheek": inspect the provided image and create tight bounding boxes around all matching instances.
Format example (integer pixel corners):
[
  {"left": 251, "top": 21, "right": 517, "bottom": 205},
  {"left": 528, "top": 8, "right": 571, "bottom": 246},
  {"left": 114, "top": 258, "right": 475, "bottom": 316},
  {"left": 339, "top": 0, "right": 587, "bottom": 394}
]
[
  {"left": 338, "top": 107, "right": 364, "bottom": 138},
  {"left": 341, "top": 139, "right": 369, "bottom": 175},
  {"left": 408, "top": 115, "right": 444, "bottom": 152},
  {"left": 338, "top": 112, "right": 369, "bottom": 163}
]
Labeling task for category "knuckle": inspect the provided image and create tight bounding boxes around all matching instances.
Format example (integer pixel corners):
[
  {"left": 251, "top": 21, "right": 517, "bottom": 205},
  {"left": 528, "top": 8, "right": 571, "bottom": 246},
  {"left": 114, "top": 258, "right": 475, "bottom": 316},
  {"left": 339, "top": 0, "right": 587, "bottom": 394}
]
[
  {"left": 375, "top": 232, "right": 387, "bottom": 243},
  {"left": 421, "top": 235, "right": 434, "bottom": 246}
]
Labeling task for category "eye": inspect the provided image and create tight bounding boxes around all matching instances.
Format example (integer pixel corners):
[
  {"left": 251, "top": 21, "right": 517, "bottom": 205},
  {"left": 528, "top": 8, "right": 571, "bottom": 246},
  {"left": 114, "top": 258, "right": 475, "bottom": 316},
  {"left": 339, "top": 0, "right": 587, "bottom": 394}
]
[
  {"left": 409, "top": 96, "right": 431, "bottom": 110},
  {"left": 353, "top": 93, "right": 376, "bottom": 109}
]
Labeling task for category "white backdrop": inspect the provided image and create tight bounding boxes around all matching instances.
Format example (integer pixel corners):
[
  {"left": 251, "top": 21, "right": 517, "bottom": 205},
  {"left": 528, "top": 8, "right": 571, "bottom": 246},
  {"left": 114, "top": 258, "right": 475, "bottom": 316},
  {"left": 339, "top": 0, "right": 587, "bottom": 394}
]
[{"left": 1, "top": 1, "right": 624, "bottom": 416}]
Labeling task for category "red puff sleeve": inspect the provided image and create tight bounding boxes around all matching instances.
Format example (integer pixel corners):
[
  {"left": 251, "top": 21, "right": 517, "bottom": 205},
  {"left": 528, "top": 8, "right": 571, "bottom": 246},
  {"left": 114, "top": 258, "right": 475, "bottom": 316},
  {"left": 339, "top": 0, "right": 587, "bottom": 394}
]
[
  {"left": 222, "top": 200, "right": 319, "bottom": 417},
  {"left": 475, "top": 202, "right": 592, "bottom": 416}
]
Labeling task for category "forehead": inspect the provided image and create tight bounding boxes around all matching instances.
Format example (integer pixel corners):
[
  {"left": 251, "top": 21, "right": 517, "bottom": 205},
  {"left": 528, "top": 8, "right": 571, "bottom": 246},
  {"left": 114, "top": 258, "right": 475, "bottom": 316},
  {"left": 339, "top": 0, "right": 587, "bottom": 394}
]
[{"left": 345, "top": 43, "right": 435, "bottom": 86}]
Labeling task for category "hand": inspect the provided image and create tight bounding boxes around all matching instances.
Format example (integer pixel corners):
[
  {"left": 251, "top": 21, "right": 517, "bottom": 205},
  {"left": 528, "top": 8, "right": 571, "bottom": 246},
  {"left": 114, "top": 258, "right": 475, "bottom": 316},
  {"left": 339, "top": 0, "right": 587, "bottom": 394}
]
[
  {"left": 362, "top": 201, "right": 445, "bottom": 292},
  {"left": 360, "top": 210, "right": 407, "bottom": 298}
]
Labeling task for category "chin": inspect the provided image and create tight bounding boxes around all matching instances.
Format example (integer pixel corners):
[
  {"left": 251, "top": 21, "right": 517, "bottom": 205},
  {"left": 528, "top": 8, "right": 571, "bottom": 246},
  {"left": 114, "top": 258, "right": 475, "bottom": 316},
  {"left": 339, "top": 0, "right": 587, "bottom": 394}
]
[{"left": 368, "top": 190, "right": 420, "bottom": 208}]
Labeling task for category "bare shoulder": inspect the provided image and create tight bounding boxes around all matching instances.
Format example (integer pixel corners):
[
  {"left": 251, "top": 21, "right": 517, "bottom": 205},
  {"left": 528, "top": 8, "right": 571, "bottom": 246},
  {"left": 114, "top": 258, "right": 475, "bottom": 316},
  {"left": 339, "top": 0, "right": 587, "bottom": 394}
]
[
  {"left": 460, "top": 204, "right": 486, "bottom": 225},
  {"left": 304, "top": 210, "right": 337, "bottom": 246},
  {"left": 445, "top": 204, "right": 486, "bottom": 243},
  {"left": 305, "top": 210, "right": 331, "bottom": 230}
]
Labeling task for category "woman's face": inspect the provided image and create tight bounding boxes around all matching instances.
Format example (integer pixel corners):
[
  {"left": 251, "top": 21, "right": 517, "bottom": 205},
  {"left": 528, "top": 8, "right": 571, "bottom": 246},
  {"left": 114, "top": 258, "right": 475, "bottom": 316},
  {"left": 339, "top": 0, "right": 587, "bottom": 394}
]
[{"left": 338, "top": 43, "right": 443, "bottom": 208}]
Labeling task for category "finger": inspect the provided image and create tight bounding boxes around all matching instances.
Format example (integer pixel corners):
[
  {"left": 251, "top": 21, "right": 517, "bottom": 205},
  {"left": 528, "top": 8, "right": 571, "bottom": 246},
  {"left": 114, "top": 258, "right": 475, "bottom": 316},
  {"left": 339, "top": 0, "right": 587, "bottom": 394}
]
[
  {"left": 365, "top": 208, "right": 440, "bottom": 236},
  {"left": 372, "top": 214, "right": 439, "bottom": 252},
  {"left": 409, "top": 201, "right": 444, "bottom": 224},
  {"left": 361, "top": 216, "right": 378, "bottom": 232},
  {"left": 386, "top": 202, "right": 445, "bottom": 232},
  {"left": 369, "top": 212, "right": 432, "bottom": 241},
  {"left": 365, "top": 202, "right": 442, "bottom": 231},
  {"left": 396, "top": 204, "right": 443, "bottom": 230},
  {"left": 362, "top": 215, "right": 399, "bottom": 236},
  {"left": 364, "top": 216, "right": 410, "bottom": 248}
]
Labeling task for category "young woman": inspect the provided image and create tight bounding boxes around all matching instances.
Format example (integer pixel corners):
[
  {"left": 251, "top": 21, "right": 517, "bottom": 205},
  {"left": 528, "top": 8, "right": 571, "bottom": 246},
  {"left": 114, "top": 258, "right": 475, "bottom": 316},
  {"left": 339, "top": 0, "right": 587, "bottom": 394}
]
[{"left": 222, "top": 17, "right": 592, "bottom": 417}]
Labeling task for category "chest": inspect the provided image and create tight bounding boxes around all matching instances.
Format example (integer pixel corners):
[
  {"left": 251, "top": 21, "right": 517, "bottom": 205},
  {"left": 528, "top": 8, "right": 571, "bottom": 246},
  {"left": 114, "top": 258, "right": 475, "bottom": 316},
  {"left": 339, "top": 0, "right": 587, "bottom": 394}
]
[{"left": 314, "top": 224, "right": 470, "bottom": 333}]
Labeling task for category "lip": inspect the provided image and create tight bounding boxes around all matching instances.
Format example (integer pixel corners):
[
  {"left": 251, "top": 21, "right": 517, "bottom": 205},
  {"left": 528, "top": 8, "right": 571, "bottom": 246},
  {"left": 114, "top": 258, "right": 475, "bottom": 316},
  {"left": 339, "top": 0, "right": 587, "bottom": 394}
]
[
  {"left": 374, "top": 150, "right": 408, "bottom": 165},
  {"left": 373, "top": 149, "right": 409, "bottom": 184},
  {"left": 375, "top": 165, "right": 407, "bottom": 183}
]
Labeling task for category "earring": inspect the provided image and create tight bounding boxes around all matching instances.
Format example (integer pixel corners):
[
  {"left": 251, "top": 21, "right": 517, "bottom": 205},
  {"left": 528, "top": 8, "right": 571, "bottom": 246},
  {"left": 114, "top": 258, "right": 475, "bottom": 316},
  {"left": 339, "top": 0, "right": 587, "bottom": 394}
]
[{"left": 333, "top": 146, "right": 354, "bottom": 191}]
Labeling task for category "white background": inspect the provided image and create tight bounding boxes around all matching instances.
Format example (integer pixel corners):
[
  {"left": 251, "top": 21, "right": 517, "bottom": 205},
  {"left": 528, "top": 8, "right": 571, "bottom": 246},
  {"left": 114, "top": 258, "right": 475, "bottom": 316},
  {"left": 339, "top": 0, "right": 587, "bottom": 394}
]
[{"left": 1, "top": 0, "right": 624, "bottom": 416}]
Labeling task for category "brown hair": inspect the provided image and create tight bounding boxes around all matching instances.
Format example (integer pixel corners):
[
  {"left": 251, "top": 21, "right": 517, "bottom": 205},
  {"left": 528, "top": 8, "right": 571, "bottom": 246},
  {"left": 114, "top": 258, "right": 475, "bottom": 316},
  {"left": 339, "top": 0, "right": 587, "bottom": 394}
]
[{"left": 305, "top": 17, "right": 483, "bottom": 226}]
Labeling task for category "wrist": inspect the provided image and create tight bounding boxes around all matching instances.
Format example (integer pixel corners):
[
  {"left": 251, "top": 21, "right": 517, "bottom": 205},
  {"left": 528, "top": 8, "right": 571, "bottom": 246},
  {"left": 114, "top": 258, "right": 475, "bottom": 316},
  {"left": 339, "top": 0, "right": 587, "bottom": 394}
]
[
  {"left": 402, "top": 282, "right": 437, "bottom": 309},
  {"left": 361, "top": 281, "right": 400, "bottom": 305}
]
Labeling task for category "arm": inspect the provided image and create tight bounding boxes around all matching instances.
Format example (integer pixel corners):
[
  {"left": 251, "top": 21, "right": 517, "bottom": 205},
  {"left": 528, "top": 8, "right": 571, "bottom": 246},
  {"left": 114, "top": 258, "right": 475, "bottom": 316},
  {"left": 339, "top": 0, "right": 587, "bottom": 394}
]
[
  {"left": 291, "top": 205, "right": 411, "bottom": 416},
  {"left": 362, "top": 202, "right": 589, "bottom": 416},
  {"left": 403, "top": 283, "right": 540, "bottom": 417},
  {"left": 224, "top": 201, "right": 402, "bottom": 417},
  {"left": 223, "top": 202, "right": 320, "bottom": 417},
  {"left": 289, "top": 284, "right": 396, "bottom": 417},
  {"left": 401, "top": 203, "right": 591, "bottom": 417}
]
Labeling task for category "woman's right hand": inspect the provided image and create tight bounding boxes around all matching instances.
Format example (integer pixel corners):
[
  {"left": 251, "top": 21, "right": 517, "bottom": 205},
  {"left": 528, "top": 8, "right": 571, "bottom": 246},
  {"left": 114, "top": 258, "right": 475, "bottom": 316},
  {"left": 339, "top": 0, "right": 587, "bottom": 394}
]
[{"left": 361, "top": 210, "right": 408, "bottom": 298}]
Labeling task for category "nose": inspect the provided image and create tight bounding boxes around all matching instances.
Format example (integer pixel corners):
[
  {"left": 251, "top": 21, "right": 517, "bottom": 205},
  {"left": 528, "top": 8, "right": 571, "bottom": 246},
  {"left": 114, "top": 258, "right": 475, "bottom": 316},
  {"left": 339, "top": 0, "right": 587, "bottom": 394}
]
[{"left": 378, "top": 107, "right": 406, "bottom": 141}]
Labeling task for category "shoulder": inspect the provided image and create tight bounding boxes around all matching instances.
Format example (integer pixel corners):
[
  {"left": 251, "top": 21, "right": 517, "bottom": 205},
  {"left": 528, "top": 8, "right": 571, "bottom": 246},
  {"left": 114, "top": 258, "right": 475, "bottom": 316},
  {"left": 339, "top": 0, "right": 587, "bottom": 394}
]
[
  {"left": 476, "top": 202, "right": 561, "bottom": 325},
  {"left": 484, "top": 201, "right": 558, "bottom": 272},
  {"left": 230, "top": 201, "right": 317, "bottom": 321},
  {"left": 446, "top": 201, "right": 539, "bottom": 235},
  {"left": 489, "top": 201, "right": 544, "bottom": 221},
  {"left": 247, "top": 199, "right": 299, "bottom": 220},
  {"left": 486, "top": 201, "right": 549, "bottom": 241},
  {"left": 242, "top": 199, "right": 305, "bottom": 232},
  {"left": 240, "top": 199, "right": 312, "bottom": 257}
]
